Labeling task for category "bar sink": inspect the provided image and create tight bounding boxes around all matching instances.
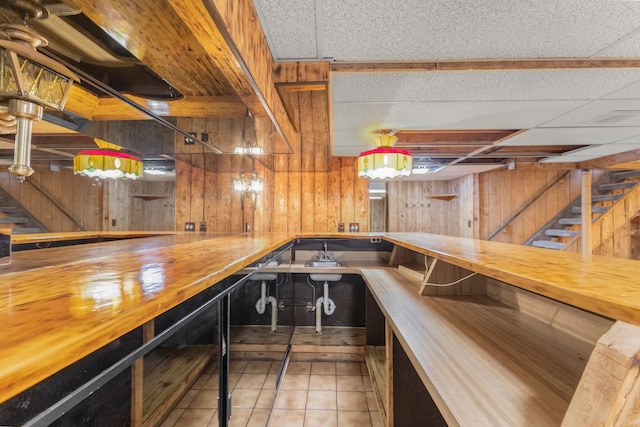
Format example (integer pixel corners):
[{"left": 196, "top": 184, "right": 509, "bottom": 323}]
[
  {"left": 305, "top": 260, "right": 344, "bottom": 267},
  {"left": 309, "top": 273, "right": 342, "bottom": 282}
]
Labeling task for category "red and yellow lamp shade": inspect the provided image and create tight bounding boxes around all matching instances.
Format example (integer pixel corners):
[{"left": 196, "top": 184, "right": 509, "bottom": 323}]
[
  {"left": 74, "top": 140, "right": 143, "bottom": 180},
  {"left": 357, "top": 134, "right": 412, "bottom": 179}
]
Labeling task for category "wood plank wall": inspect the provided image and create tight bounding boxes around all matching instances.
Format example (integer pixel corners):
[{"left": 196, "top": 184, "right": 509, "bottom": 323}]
[
  {"left": 173, "top": 94, "right": 368, "bottom": 233},
  {"left": 387, "top": 164, "right": 604, "bottom": 244},
  {"left": 105, "top": 179, "right": 175, "bottom": 231},
  {"left": 0, "top": 169, "right": 103, "bottom": 231}
]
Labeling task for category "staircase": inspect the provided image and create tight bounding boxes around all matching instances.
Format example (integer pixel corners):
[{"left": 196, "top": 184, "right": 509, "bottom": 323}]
[
  {"left": 525, "top": 170, "right": 640, "bottom": 250},
  {"left": 0, "top": 187, "right": 48, "bottom": 234}
]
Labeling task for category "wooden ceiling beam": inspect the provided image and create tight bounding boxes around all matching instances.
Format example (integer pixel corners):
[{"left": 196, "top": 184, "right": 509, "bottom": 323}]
[
  {"left": 66, "top": 0, "right": 296, "bottom": 151},
  {"left": 331, "top": 58, "right": 640, "bottom": 72}
]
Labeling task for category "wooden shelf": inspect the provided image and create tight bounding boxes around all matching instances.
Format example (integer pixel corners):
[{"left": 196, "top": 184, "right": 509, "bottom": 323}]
[
  {"left": 361, "top": 268, "right": 596, "bottom": 426},
  {"left": 364, "top": 345, "right": 386, "bottom": 418},
  {"left": 143, "top": 345, "right": 215, "bottom": 427},
  {"left": 131, "top": 194, "right": 167, "bottom": 201}
]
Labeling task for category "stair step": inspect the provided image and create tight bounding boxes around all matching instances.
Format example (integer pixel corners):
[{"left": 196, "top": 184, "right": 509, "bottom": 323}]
[
  {"left": 532, "top": 240, "right": 566, "bottom": 250},
  {"left": 592, "top": 194, "right": 622, "bottom": 202},
  {"left": 558, "top": 218, "right": 582, "bottom": 225},
  {"left": 11, "top": 227, "right": 43, "bottom": 234},
  {"left": 597, "top": 181, "right": 637, "bottom": 191},
  {"left": 0, "top": 217, "right": 28, "bottom": 224},
  {"left": 611, "top": 170, "right": 640, "bottom": 181},
  {"left": 545, "top": 229, "right": 579, "bottom": 237},
  {"left": 571, "top": 206, "right": 608, "bottom": 214},
  {"left": 0, "top": 206, "right": 17, "bottom": 213}
]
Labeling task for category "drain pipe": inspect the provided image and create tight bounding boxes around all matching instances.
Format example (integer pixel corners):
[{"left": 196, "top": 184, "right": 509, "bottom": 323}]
[
  {"left": 315, "top": 281, "right": 336, "bottom": 333},
  {"left": 255, "top": 281, "right": 278, "bottom": 332}
]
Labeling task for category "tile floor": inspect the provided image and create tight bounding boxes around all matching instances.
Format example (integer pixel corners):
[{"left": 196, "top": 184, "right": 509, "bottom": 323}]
[{"left": 160, "top": 359, "right": 383, "bottom": 427}]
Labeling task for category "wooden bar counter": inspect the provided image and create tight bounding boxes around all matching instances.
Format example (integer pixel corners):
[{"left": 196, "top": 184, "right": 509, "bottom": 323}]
[{"left": 1, "top": 231, "right": 640, "bottom": 425}]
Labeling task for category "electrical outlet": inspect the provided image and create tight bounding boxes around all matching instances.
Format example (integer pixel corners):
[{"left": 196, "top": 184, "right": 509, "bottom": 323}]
[
  {"left": 201, "top": 132, "right": 208, "bottom": 142},
  {"left": 185, "top": 222, "right": 195, "bottom": 231},
  {"left": 370, "top": 237, "right": 381, "bottom": 243},
  {"left": 184, "top": 132, "right": 197, "bottom": 145},
  {"left": 199, "top": 222, "right": 207, "bottom": 232}
]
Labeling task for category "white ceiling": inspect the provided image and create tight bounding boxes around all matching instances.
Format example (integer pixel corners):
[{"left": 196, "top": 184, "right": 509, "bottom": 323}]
[{"left": 253, "top": 0, "right": 640, "bottom": 179}]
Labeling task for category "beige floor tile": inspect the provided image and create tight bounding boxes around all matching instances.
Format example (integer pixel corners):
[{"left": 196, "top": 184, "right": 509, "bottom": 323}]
[
  {"left": 280, "top": 374, "right": 310, "bottom": 390},
  {"left": 270, "top": 409, "right": 305, "bottom": 427},
  {"left": 228, "top": 408, "right": 252, "bottom": 427},
  {"left": 203, "top": 374, "right": 220, "bottom": 390},
  {"left": 370, "top": 411, "right": 383, "bottom": 427},
  {"left": 363, "top": 376, "right": 373, "bottom": 392},
  {"left": 336, "top": 376, "right": 364, "bottom": 392},
  {"left": 337, "top": 391, "right": 368, "bottom": 411},
  {"left": 309, "top": 374, "right": 337, "bottom": 391},
  {"left": 232, "top": 388, "right": 261, "bottom": 408},
  {"left": 275, "top": 390, "right": 308, "bottom": 409},
  {"left": 206, "top": 412, "right": 220, "bottom": 427},
  {"left": 235, "top": 373, "right": 267, "bottom": 390},
  {"left": 304, "top": 409, "right": 338, "bottom": 427},
  {"left": 229, "top": 373, "right": 242, "bottom": 389},
  {"left": 287, "top": 361, "right": 311, "bottom": 375},
  {"left": 192, "top": 374, "right": 212, "bottom": 389},
  {"left": 255, "top": 389, "right": 277, "bottom": 409},
  {"left": 336, "top": 363, "right": 362, "bottom": 376},
  {"left": 263, "top": 373, "right": 278, "bottom": 390},
  {"left": 247, "top": 408, "right": 271, "bottom": 427},
  {"left": 306, "top": 390, "right": 337, "bottom": 410},
  {"left": 177, "top": 390, "right": 199, "bottom": 409},
  {"left": 230, "top": 360, "right": 249, "bottom": 374},
  {"left": 245, "top": 360, "right": 274, "bottom": 374},
  {"left": 159, "top": 408, "right": 185, "bottom": 427},
  {"left": 174, "top": 408, "right": 216, "bottom": 427},
  {"left": 337, "top": 411, "right": 372, "bottom": 427},
  {"left": 269, "top": 362, "right": 282, "bottom": 374},
  {"left": 365, "top": 392, "right": 378, "bottom": 412},
  {"left": 311, "top": 362, "right": 336, "bottom": 376},
  {"left": 189, "top": 389, "right": 218, "bottom": 409}
]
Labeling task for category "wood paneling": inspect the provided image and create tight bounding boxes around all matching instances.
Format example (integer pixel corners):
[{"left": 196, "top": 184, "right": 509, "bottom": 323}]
[{"left": 0, "top": 169, "right": 103, "bottom": 232}]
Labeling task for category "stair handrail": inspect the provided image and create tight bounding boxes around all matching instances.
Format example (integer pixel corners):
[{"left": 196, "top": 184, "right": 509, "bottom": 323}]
[
  {"left": 486, "top": 170, "right": 571, "bottom": 241},
  {"left": 24, "top": 177, "right": 87, "bottom": 231}
]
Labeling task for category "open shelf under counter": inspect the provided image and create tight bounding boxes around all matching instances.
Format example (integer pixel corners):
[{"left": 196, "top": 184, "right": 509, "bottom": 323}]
[{"left": 360, "top": 267, "right": 605, "bottom": 426}]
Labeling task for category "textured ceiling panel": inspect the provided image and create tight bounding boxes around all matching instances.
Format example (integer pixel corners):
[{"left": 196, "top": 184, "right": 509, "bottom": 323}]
[
  {"left": 332, "top": 102, "right": 411, "bottom": 131},
  {"left": 253, "top": 0, "right": 317, "bottom": 59},
  {"left": 567, "top": 144, "right": 640, "bottom": 156},
  {"left": 399, "top": 101, "right": 587, "bottom": 129},
  {"left": 319, "top": 0, "right": 640, "bottom": 61},
  {"left": 594, "top": 29, "right": 640, "bottom": 58},
  {"left": 541, "top": 155, "right": 600, "bottom": 163},
  {"left": 604, "top": 79, "right": 640, "bottom": 99},
  {"left": 404, "top": 164, "right": 505, "bottom": 181},
  {"left": 540, "top": 100, "right": 640, "bottom": 127},
  {"left": 418, "top": 69, "right": 640, "bottom": 102},
  {"left": 332, "top": 72, "right": 434, "bottom": 102},
  {"left": 498, "top": 128, "right": 640, "bottom": 146}
]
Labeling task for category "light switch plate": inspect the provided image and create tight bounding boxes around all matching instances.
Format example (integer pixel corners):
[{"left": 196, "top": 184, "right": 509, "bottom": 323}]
[{"left": 0, "top": 228, "right": 10, "bottom": 265}]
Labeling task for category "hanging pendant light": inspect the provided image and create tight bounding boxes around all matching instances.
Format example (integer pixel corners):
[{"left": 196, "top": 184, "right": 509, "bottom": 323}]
[
  {"left": 357, "top": 134, "right": 412, "bottom": 179},
  {"left": 74, "top": 139, "right": 143, "bottom": 180}
]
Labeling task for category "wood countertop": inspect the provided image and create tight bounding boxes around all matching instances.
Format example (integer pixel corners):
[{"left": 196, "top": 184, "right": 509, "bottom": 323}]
[
  {"left": 0, "top": 232, "right": 294, "bottom": 404},
  {"left": 384, "top": 232, "right": 640, "bottom": 327},
  {"left": 1, "top": 231, "right": 640, "bottom": 405}
]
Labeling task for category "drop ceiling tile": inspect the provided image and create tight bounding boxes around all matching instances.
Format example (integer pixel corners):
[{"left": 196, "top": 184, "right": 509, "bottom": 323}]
[
  {"left": 418, "top": 69, "right": 640, "bottom": 102},
  {"left": 318, "top": 0, "right": 640, "bottom": 61},
  {"left": 604, "top": 79, "right": 640, "bottom": 99},
  {"left": 331, "top": 72, "right": 434, "bottom": 102},
  {"left": 566, "top": 144, "right": 640, "bottom": 156},
  {"left": 498, "top": 127, "right": 640, "bottom": 146},
  {"left": 332, "top": 130, "right": 375, "bottom": 156},
  {"left": 594, "top": 29, "right": 640, "bottom": 58},
  {"left": 541, "top": 155, "right": 598, "bottom": 163},
  {"left": 540, "top": 100, "right": 640, "bottom": 127},
  {"left": 253, "top": 0, "right": 317, "bottom": 59},
  {"left": 332, "top": 102, "right": 412, "bottom": 131},
  {"left": 400, "top": 100, "right": 587, "bottom": 129},
  {"left": 405, "top": 164, "right": 505, "bottom": 181}
]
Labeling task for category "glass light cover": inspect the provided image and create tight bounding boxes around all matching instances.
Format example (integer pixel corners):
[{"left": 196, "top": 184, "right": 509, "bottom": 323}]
[
  {"left": 358, "top": 146, "right": 413, "bottom": 179},
  {"left": 74, "top": 150, "right": 143, "bottom": 180}
]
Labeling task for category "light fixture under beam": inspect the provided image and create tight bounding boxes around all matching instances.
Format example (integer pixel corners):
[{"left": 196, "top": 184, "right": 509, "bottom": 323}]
[
  {"left": 74, "top": 149, "right": 143, "bottom": 180},
  {"left": 358, "top": 134, "right": 412, "bottom": 179},
  {"left": 0, "top": 1, "right": 79, "bottom": 181}
]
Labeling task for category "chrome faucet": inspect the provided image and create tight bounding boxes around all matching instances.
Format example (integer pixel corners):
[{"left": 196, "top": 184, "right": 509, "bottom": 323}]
[{"left": 323, "top": 240, "right": 328, "bottom": 255}]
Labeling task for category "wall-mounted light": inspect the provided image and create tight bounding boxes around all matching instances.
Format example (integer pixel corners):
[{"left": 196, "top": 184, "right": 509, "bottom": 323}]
[
  {"left": 233, "top": 171, "right": 263, "bottom": 193},
  {"left": 0, "top": 1, "right": 79, "bottom": 181}
]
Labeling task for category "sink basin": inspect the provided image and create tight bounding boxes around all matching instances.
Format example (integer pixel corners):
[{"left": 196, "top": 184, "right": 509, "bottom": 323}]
[
  {"left": 304, "top": 260, "right": 346, "bottom": 267},
  {"left": 309, "top": 273, "right": 342, "bottom": 282}
]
